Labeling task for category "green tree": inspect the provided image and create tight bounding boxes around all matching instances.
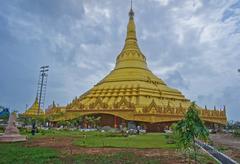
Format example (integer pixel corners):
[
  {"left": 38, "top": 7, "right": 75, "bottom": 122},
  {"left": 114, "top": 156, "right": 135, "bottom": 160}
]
[
  {"left": 68, "top": 116, "right": 83, "bottom": 128},
  {"left": 57, "top": 120, "right": 69, "bottom": 128},
  {"left": 18, "top": 114, "right": 33, "bottom": 127},
  {"left": 84, "top": 116, "right": 101, "bottom": 128},
  {"left": 92, "top": 116, "right": 101, "bottom": 128},
  {"left": 75, "top": 116, "right": 84, "bottom": 128},
  {"left": 173, "top": 102, "right": 209, "bottom": 163}
]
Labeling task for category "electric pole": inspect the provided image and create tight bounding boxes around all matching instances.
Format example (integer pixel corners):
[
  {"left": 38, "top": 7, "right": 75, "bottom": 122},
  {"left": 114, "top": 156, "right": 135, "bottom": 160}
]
[{"left": 36, "top": 66, "right": 49, "bottom": 115}]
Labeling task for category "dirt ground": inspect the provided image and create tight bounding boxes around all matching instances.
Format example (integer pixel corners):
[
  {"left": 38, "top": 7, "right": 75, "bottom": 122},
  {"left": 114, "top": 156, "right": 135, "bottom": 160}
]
[
  {"left": 25, "top": 137, "right": 185, "bottom": 163},
  {"left": 210, "top": 133, "right": 240, "bottom": 162}
]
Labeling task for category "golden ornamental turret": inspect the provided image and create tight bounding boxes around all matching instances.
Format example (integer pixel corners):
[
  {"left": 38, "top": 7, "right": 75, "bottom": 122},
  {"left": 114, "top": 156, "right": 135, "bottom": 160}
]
[{"left": 23, "top": 97, "right": 44, "bottom": 117}]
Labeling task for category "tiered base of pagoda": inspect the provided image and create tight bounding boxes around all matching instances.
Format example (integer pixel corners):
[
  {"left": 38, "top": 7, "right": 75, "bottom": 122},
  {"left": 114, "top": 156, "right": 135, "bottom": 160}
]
[
  {"left": 51, "top": 113, "right": 225, "bottom": 132},
  {"left": 0, "top": 134, "right": 27, "bottom": 142}
]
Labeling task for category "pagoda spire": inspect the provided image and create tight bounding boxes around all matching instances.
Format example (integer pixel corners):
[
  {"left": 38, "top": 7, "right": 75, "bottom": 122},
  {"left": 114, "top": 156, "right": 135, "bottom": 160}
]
[
  {"left": 125, "top": 1, "right": 137, "bottom": 44},
  {"left": 115, "top": 1, "right": 148, "bottom": 70}
]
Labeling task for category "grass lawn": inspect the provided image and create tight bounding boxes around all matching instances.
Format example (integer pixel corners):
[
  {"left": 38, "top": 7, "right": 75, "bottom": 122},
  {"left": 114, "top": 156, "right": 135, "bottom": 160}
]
[
  {"left": 0, "top": 143, "right": 162, "bottom": 164},
  {"left": 22, "top": 129, "right": 176, "bottom": 148},
  {"left": 22, "top": 130, "right": 177, "bottom": 148},
  {"left": 74, "top": 132, "right": 177, "bottom": 148},
  {"left": 0, "top": 143, "right": 60, "bottom": 164},
  {"left": 73, "top": 152, "right": 169, "bottom": 164},
  {"left": 0, "top": 142, "right": 216, "bottom": 164},
  {"left": 0, "top": 130, "right": 218, "bottom": 163}
]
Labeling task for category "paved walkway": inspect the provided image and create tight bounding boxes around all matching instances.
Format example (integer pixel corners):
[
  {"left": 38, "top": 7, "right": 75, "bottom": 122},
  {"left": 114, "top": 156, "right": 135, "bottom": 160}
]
[{"left": 196, "top": 140, "right": 238, "bottom": 164}]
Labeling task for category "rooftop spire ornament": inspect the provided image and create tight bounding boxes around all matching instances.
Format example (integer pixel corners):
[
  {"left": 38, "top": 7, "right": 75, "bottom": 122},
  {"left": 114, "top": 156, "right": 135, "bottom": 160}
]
[{"left": 129, "top": 0, "right": 134, "bottom": 18}]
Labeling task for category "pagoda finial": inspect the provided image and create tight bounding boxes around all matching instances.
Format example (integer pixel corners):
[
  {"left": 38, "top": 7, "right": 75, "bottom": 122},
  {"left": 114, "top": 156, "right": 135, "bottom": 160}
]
[
  {"left": 126, "top": 0, "right": 137, "bottom": 42},
  {"left": 52, "top": 101, "right": 56, "bottom": 108},
  {"left": 223, "top": 105, "right": 226, "bottom": 113},
  {"left": 129, "top": 0, "right": 134, "bottom": 18}
]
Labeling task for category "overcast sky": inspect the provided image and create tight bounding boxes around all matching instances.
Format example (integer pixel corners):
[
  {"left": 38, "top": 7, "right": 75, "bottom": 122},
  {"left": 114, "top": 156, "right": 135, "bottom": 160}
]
[{"left": 0, "top": 0, "right": 239, "bottom": 121}]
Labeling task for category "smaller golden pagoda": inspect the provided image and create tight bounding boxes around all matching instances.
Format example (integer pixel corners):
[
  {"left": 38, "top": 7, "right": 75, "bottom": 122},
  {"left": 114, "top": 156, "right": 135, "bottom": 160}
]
[{"left": 23, "top": 98, "right": 44, "bottom": 117}]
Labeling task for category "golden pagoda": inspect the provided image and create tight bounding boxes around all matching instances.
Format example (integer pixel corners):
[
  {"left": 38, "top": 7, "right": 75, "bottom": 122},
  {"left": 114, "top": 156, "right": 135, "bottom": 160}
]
[
  {"left": 23, "top": 98, "right": 44, "bottom": 117},
  {"left": 50, "top": 5, "right": 226, "bottom": 131}
]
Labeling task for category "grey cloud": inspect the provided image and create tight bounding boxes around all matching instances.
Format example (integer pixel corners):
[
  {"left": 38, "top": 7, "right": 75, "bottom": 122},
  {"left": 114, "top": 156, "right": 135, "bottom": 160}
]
[
  {"left": 166, "top": 71, "right": 189, "bottom": 90},
  {"left": 18, "top": 0, "right": 85, "bottom": 19}
]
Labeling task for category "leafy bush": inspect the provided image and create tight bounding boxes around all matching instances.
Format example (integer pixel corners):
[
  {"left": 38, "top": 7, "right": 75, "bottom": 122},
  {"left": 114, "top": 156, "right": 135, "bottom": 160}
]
[
  {"left": 165, "top": 134, "right": 175, "bottom": 144},
  {"left": 18, "top": 127, "right": 29, "bottom": 134},
  {"left": 0, "top": 126, "right": 5, "bottom": 133},
  {"left": 234, "top": 129, "right": 240, "bottom": 137}
]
